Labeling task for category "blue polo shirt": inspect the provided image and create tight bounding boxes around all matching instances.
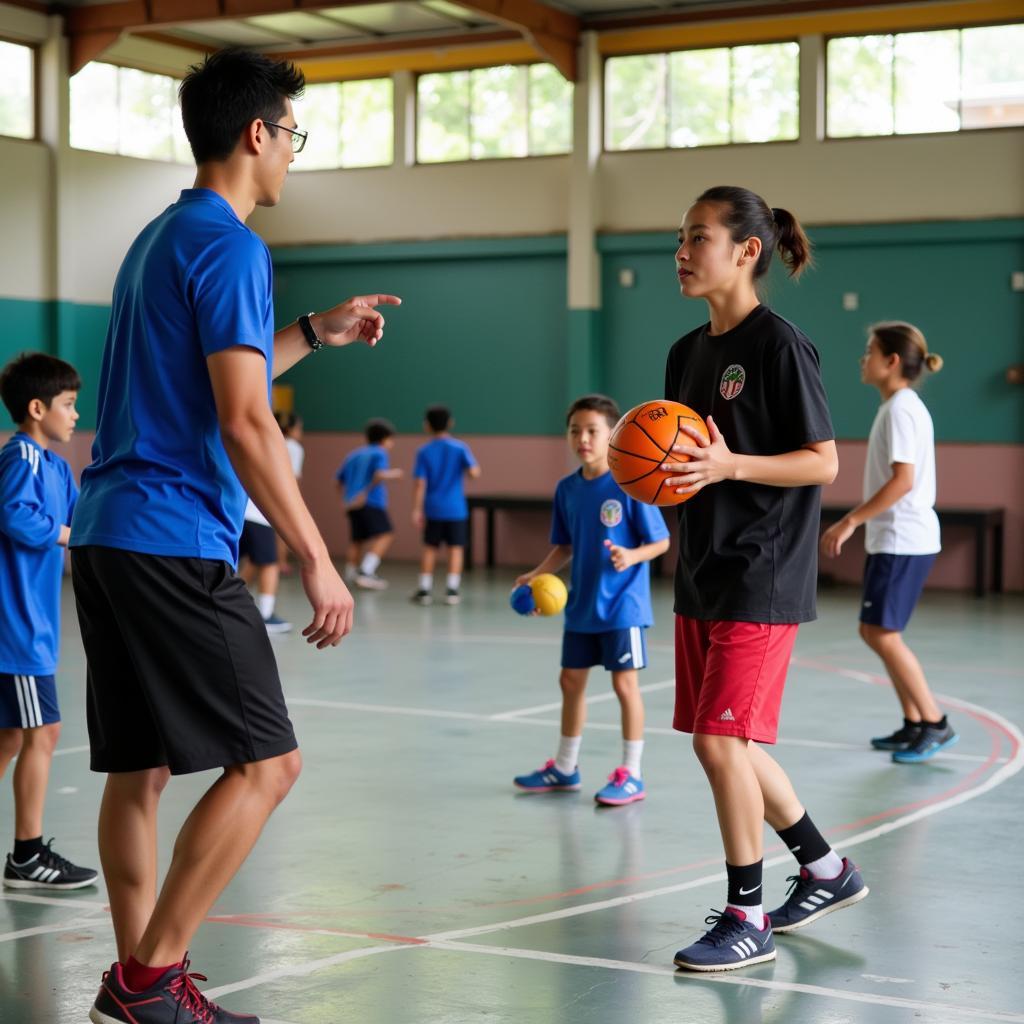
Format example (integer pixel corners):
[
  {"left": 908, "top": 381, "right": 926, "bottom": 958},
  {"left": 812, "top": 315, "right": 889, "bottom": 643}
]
[
  {"left": 337, "top": 445, "right": 390, "bottom": 509},
  {"left": 0, "top": 434, "right": 77, "bottom": 675},
  {"left": 70, "top": 189, "right": 274, "bottom": 566},
  {"left": 551, "top": 469, "right": 669, "bottom": 633},
  {"left": 413, "top": 436, "right": 477, "bottom": 520}
]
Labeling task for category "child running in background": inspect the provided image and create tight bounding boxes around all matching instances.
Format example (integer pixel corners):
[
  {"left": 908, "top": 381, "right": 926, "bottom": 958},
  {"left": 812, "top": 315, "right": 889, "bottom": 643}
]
[
  {"left": 337, "top": 418, "right": 402, "bottom": 590},
  {"left": 0, "top": 352, "right": 97, "bottom": 891},
  {"left": 513, "top": 394, "right": 670, "bottom": 807},
  {"left": 410, "top": 405, "right": 481, "bottom": 606},
  {"left": 821, "top": 322, "right": 955, "bottom": 763},
  {"left": 275, "top": 411, "right": 305, "bottom": 576}
]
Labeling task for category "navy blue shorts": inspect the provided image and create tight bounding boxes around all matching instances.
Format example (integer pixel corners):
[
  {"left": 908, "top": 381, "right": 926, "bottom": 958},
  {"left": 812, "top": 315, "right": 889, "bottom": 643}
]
[
  {"left": 562, "top": 628, "right": 648, "bottom": 672},
  {"left": 239, "top": 521, "right": 277, "bottom": 566},
  {"left": 424, "top": 518, "right": 468, "bottom": 548},
  {"left": 860, "top": 553, "right": 936, "bottom": 631},
  {"left": 0, "top": 674, "right": 60, "bottom": 729},
  {"left": 348, "top": 506, "right": 392, "bottom": 542}
]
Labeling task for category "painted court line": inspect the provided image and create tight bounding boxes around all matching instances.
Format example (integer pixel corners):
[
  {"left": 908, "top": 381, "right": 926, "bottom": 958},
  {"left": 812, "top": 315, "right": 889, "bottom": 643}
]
[
  {"left": 0, "top": 912, "right": 111, "bottom": 944},
  {"left": 489, "top": 678, "right": 676, "bottom": 720},
  {"left": 0, "top": 892, "right": 108, "bottom": 911}
]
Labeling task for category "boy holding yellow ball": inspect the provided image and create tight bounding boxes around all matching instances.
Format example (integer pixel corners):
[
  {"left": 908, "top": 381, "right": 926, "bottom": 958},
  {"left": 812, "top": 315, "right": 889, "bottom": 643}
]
[{"left": 513, "top": 395, "right": 670, "bottom": 806}]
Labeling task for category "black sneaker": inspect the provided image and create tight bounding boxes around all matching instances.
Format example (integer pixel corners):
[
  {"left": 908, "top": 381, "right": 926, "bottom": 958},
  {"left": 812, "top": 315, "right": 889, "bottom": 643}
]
[
  {"left": 767, "top": 857, "right": 868, "bottom": 934},
  {"left": 3, "top": 839, "right": 98, "bottom": 890},
  {"left": 892, "top": 722, "right": 958, "bottom": 763},
  {"left": 870, "top": 720, "right": 923, "bottom": 751},
  {"left": 410, "top": 589, "right": 432, "bottom": 606},
  {"left": 90, "top": 957, "right": 259, "bottom": 1023},
  {"left": 444, "top": 587, "right": 461, "bottom": 606}
]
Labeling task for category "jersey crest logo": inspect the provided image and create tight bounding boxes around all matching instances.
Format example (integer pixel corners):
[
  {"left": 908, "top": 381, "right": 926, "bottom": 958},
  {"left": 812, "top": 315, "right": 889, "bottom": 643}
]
[
  {"left": 600, "top": 499, "right": 623, "bottom": 528},
  {"left": 720, "top": 364, "right": 746, "bottom": 400}
]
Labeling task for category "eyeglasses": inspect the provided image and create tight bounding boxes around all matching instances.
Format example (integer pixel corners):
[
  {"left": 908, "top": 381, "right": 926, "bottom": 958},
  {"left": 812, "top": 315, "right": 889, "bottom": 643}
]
[{"left": 264, "top": 119, "right": 308, "bottom": 154}]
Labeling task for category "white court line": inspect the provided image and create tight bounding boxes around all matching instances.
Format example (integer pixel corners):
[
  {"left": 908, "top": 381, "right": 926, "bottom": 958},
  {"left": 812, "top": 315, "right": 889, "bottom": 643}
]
[
  {"left": 489, "top": 678, "right": 675, "bottom": 720},
  {"left": 0, "top": 893, "right": 108, "bottom": 911},
  {"left": 0, "top": 913, "right": 111, "bottom": 944}
]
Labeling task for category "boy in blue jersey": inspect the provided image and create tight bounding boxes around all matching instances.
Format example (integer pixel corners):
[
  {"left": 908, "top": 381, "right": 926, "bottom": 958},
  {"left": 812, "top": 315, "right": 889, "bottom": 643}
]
[
  {"left": 514, "top": 395, "right": 670, "bottom": 806},
  {"left": 336, "top": 418, "right": 402, "bottom": 590},
  {"left": 410, "top": 405, "right": 481, "bottom": 606},
  {"left": 69, "top": 49, "right": 400, "bottom": 1023},
  {"left": 0, "top": 353, "right": 97, "bottom": 891}
]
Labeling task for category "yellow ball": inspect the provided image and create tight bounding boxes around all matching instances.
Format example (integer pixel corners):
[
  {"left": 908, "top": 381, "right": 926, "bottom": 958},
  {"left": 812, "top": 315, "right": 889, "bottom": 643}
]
[{"left": 530, "top": 573, "right": 568, "bottom": 616}]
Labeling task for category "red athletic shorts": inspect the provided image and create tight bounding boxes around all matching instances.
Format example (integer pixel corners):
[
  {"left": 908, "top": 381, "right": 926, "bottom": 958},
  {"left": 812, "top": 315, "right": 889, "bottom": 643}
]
[{"left": 673, "top": 615, "right": 799, "bottom": 744}]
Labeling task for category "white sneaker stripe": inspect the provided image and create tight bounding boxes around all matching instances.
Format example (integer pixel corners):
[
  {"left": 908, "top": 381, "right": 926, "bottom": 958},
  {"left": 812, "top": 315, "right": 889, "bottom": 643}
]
[
  {"left": 29, "top": 865, "right": 47, "bottom": 880},
  {"left": 799, "top": 901, "right": 817, "bottom": 911},
  {"left": 744, "top": 938, "right": 757, "bottom": 955},
  {"left": 807, "top": 895, "right": 823, "bottom": 905},
  {"left": 815, "top": 890, "right": 834, "bottom": 900},
  {"left": 732, "top": 944, "right": 746, "bottom": 958},
  {"left": 28, "top": 676, "right": 43, "bottom": 729}
]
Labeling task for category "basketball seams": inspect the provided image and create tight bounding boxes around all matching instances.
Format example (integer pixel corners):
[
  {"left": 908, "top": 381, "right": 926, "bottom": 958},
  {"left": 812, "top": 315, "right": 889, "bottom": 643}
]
[{"left": 609, "top": 443, "right": 661, "bottom": 465}]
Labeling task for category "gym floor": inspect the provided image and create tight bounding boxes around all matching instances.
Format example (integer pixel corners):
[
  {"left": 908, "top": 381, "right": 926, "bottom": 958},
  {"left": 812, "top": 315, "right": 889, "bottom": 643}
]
[{"left": 2, "top": 570, "right": 1021, "bottom": 1024}]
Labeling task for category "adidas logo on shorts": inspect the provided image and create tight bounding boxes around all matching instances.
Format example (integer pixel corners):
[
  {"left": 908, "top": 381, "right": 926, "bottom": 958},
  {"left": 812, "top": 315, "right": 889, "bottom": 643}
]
[{"left": 719, "top": 708, "right": 736, "bottom": 722}]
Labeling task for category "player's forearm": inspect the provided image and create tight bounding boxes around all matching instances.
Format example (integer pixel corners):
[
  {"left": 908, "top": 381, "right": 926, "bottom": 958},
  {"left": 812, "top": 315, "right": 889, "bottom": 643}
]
[
  {"left": 733, "top": 446, "right": 838, "bottom": 488},
  {"left": 412, "top": 479, "right": 426, "bottom": 511},
  {"left": 843, "top": 476, "right": 914, "bottom": 529},
  {"left": 632, "top": 538, "right": 670, "bottom": 563},
  {"left": 530, "top": 545, "right": 572, "bottom": 577},
  {"left": 271, "top": 314, "right": 325, "bottom": 378}
]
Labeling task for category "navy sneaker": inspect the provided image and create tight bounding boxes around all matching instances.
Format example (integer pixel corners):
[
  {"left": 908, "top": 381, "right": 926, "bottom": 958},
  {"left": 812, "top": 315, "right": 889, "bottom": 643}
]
[
  {"left": 513, "top": 759, "right": 581, "bottom": 792},
  {"left": 262, "top": 613, "right": 291, "bottom": 635},
  {"left": 870, "top": 720, "right": 923, "bottom": 751},
  {"left": 410, "top": 588, "right": 432, "bottom": 606},
  {"left": 594, "top": 767, "right": 645, "bottom": 806},
  {"left": 767, "top": 857, "right": 869, "bottom": 934},
  {"left": 444, "top": 588, "right": 461, "bottom": 606},
  {"left": 3, "top": 839, "right": 97, "bottom": 890},
  {"left": 90, "top": 958, "right": 258, "bottom": 1023},
  {"left": 892, "top": 722, "right": 958, "bottom": 763},
  {"left": 674, "top": 909, "right": 775, "bottom": 972}
]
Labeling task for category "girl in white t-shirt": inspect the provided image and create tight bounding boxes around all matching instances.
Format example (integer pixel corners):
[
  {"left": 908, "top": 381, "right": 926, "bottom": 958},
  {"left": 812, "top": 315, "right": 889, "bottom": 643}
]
[
  {"left": 276, "top": 411, "right": 305, "bottom": 574},
  {"left": 821, "top": 322, "right": 957, "bottom": 764}
]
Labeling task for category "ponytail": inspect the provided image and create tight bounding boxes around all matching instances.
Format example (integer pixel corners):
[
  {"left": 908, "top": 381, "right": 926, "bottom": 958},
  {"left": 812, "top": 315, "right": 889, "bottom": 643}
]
[{"left": 770, "top": 207, "right": 813, "bottom": 279}]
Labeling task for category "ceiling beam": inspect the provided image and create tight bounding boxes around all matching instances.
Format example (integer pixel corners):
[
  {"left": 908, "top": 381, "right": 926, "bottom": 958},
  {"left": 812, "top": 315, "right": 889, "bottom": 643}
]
[{"left": 269, "top": 28, "right": 520, "bottom": 62}]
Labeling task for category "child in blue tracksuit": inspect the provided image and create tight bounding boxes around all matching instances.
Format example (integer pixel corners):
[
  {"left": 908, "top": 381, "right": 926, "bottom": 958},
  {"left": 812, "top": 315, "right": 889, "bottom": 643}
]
[
  {"left": 513, "top": 394, "right": 670, "bottom": 806},
  {"left": 0, "top": 352, "right": 97, "bottom": 890}
]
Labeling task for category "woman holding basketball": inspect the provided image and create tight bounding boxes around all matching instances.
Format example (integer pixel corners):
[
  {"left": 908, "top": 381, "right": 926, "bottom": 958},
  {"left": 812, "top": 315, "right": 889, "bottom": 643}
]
[{"left": 663, "top": 186, "right": 868, "bottom": 971}]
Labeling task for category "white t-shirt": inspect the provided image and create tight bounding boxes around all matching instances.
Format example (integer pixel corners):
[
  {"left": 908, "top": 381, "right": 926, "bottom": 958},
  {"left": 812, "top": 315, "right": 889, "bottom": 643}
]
[
  {"left": 863, "top": 388, "right": 940, "bottom": 555},
  {"left": 243, "top": 438, "right": 305, "bottom": 527}
]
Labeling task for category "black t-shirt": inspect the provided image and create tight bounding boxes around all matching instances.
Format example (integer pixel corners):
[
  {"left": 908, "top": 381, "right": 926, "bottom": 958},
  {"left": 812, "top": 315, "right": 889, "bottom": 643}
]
[{"left": 664, "top": 304, "right": 834, "bottom": 623}]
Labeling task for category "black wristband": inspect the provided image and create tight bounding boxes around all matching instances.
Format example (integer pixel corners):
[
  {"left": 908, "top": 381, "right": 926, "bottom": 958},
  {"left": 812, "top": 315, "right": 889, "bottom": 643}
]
[{"left": 298, "top": 313, "right": 323, "bottom": 352}]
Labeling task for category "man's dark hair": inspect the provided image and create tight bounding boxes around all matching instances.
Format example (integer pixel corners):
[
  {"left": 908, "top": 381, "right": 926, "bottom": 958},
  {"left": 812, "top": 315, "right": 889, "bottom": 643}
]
[
  {"left": 365, "top": 418, "right": 396, "bottom": 445},
  {"left": 566, "top": 393, "right": 620, "bottom": 429},
  {"left": 0, "top": 352, "right": 81, "bottom": 424},
  {"left": 425, "top": 405, "right": 452, "bottom": 433},
  {"left": 179, "top": 48, "right": 305, "bottom": 164}
]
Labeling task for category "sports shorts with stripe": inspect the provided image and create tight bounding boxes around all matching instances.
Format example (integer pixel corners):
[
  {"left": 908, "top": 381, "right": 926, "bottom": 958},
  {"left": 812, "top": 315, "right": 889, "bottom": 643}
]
[
  {"left": 561, "top": 627, "right": 648, "bottom": 672},
  {"left": 0, "top": 674, "right": 60, "bottom": 729}
]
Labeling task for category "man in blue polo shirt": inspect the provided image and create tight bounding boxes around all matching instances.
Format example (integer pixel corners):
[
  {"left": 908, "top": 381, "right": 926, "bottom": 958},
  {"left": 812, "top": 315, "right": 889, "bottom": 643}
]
[{"left": 70, "top": 49, "right": 400, "bottom": 1024}]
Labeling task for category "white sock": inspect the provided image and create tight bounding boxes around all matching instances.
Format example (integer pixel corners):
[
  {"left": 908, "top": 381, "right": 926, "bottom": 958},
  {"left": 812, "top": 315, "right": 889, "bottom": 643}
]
[
  {"left": 555, "top": 735, "right": 581, "bottom": 776},
  {"left": 344, "top": 563, "right": 358, "bottom": 582},
  {"left": 360, "top": 552, "right": 381, "bottom": 576},
  {"left": 622, "top": 740, "right": 644, "bottom": 778},
  {"left": 257, "top": 593, "right": 275, "bottom": 619},
  {"left": 446, "top": 573, "right": 461, "bottom": 591},
  {"left": 727, "top": 904, "right": 765, "bottom": 931},
  {"left": 804, "top": 849, "right": 844, "bottom": 879},
  {"left": 418, "top": 573, "right": 433, "bottom": 592}
]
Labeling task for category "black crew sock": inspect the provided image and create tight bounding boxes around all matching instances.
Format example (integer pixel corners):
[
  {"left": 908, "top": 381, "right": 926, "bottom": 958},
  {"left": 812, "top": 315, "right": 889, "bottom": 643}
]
[
  {"left": 775, "top": 812, "right": 831, "bottom": 867},
  {"left": 12, "top": 836, "right": 44, "bottom": 864},
  {"left": 925, "top": 715, "right": 948, "bottom": 730},
  {"left": 725, "top": 860, "right": 763, "bottom": 909}
]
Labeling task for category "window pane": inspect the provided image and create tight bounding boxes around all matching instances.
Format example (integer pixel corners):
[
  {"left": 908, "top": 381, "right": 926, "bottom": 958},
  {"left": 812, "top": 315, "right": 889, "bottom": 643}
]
[
  {"left": 528, "top": 63, "right": 572, "bottom": 155},
  {"left": 339, "top": 78, "right": 393, "bottom": 167},
  {"left": 826, "top": 35, "right": 894, "bottom": 137},
  {"left": 669, "top": 47, "right": 729, "bottom": 147},
  {"left": 605, "top": 54, "right": 667, "bottom": 150},
  {"left": 294, "top": 82, "right": 342, "bottom": 170},
  {"left": 731, "top": 42, "right": 799, "bottom": 143},
  {"left": 118, "top": 68, "right": 174, "bottom": 160},
  {"left": 418, "top": 71, "right": 470, "bottom": 162},
  {"left": 894, "top": 30, "right": 960, "bottom": 134},
  {"left": 962, "top": 24, "right": 1024, "bottom": 129},
  {"left": 171, "top": 95, "right": 192, "bottom": 164},
  {"left": 470, "top": 65, "right": 527, "bottom": 159},
  {"left": 0, "top": 40, "right": 33, "bottom": 139},
  {"left": 70, "top": 62, "right": 119, "bottom": 153}
]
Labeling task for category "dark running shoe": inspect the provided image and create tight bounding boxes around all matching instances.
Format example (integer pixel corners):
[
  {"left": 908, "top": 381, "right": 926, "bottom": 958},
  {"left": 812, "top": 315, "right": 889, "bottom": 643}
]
[
  {"left": 870, "top": 720, "right": 923, "bottom": 751},
  {"left": 410, "top": 588, "right": 432, "bottom": 606},
  {"left": 767, "top": 857, "right": 869, "bottom": 934},
  {"left": 673, "top": 909, "right": 775, "bottom": 971},
  {"left": 90, "top": 957, "right": 258, "bottom": 1024},
  {"left": 3, "top": 839, "right": 98, "bottom": 890},
  {"left": 892, "top": 722, "right": 958, "bottom": 763},
  {"left": 444, "top": 588, "right": 461, "bottom": 606}
]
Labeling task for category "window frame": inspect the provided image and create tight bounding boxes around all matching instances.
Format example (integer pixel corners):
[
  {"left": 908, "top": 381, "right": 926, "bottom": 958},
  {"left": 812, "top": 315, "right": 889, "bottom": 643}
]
[{"left": 0, "top": 35, "right": 38, "bottom": 144}]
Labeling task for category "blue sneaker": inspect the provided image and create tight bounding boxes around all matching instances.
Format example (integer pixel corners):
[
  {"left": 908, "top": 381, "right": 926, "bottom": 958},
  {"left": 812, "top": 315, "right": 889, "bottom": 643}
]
[
  {"left": 594, "top": 766, "right": 645, "bottom": 806},
  {"left": 674, "top": 909, "right": 775, "bottom": 972},
  {"left": 262, "top": 613, "right": 292, "bottom": 635},
  {"left": 892, "top": 722, "right": 958, "bottom": 763},
  {"left": 767, "top": 857, "right": 869, "bottom": 934},
  {"left": 513, "top": 759, "right": 580, "bottom": 792}
]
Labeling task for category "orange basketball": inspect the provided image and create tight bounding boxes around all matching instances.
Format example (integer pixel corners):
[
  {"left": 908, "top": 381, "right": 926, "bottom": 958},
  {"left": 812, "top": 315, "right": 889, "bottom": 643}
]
[{"left": 608, "top": 400, "right": 709, "bottom": 506}]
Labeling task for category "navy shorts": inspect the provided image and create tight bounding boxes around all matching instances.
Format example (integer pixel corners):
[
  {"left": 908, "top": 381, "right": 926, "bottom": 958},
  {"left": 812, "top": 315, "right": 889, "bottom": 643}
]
[
  {"left": 860, "top": 553, "right": 936, "bottom": 632},
  {"left": 0, "top": 674, "right": 60, "bottom": 729},
  {"left": 239, "top": 521, "right": 277, "bottom": 566},
  {"left": 348, "top": 506, "right": 392, "bottom": 542},
  {"left": 424, "top": 518, "right": 468, "bottom": 548},
  {"left": 562, "top": 627, "right": 647, "bottom": 672}
]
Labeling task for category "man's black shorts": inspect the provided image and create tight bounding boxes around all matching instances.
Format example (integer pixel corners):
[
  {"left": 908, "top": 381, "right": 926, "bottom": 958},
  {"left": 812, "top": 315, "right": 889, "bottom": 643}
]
[
  {"left": 71, "top": 546, "right": 297, "bottom": 775},
  {"left": 424, "top": 518, "right": 468, "bottom": 548},
  {"left": 239, "top": 520, "right": 278, "bottom": 566},
  {"left": 347, "top": 506, "right": 392, "bottom": 542}
]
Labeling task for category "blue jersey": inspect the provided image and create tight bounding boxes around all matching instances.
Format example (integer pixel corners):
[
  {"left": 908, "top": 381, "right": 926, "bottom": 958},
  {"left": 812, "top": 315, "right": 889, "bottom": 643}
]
[
  {"left": 551, "top": 469, "right": 669, "bottom": 633},
  {"left": 337, "top": 445, "right": 389, "bottom": 509},
  {"left": 0, "top": 434, "right": 77, "bottom": 675},
  {"left": 70, "top": 189, "right": 275, "bottom": 566},
  {"left": 413, "top": 436, "right": 477, "bottom": 520}
]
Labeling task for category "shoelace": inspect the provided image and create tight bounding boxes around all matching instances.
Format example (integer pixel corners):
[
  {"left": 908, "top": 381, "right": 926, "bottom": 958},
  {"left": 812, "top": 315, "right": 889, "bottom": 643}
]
[
  {"left": 167, "top": 957, "right": 221, "bottom": 1024},
  {"left": 540, "top": 759, "right": 557, "bottom": 772},
  {"left": 37, "top": 838, "right": 75, "bottom": 875},
  {"left": 697, "top": 910, "right": 748, "bottom": 947},
  {"left": 781, "top": 869, "right": 816, "bottom": 900},
  {"left": 607, "top": 767, "right": 630, "bottom": 787}
]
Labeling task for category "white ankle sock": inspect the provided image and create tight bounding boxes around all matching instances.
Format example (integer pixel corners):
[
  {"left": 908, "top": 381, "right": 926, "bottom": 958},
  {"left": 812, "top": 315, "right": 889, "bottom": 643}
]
[
  {"left": 555, "top": 735, "right": 581, "bottom": 776},
  {"left": 257, "top": 593, "right": 275, "bottom": 619},
  {"left": 418, "top": 573, "right": 433, "bottom": 591},
  {"left": 727, "top": 904, "right": 765, "bottom": 931},
  {"left": 805, "top": 850, "right": 844, "bottom": 879},
  {"left": 360, "top": 553, "right": 381, "bottom": 575},
  {"left": 446, "top": 573, "right": 461, "bottom": 591},
  {"left": 622, "top": 740, "right": 644, "bottom": 778}
]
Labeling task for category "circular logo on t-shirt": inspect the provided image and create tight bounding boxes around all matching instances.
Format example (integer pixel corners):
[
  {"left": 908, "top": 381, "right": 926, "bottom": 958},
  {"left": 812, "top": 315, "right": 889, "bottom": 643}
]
[
  {"left": 600, "top": 499, "right": 623, "bottom": 527},
  {"left": 720, "top": 364, "right": 746, "bottom": 400}
]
